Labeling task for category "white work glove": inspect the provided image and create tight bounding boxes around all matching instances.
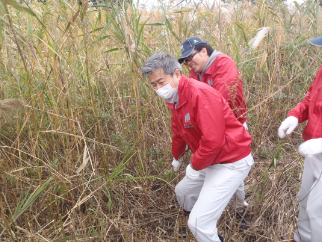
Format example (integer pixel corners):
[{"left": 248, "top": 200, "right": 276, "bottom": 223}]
[
  {"left": 172, "top": 158, "right": 182, "bottom": 172},
  {"left": 298, "top": 138, "right": 322, "bottom": 156},
  {"left": 186, "top": 164, "right": 199, "bottom": 180},
  {"left": 278, "top": 116, "right": 299, "bottom": 138}
]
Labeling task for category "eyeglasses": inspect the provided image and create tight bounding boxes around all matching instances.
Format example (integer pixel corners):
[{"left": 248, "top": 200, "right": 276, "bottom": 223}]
[{"left": 183, "top": 51, "right": 199, "bottom": 65}]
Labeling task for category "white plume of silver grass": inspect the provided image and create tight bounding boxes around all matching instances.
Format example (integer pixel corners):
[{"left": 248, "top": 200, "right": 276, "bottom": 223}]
[
  {"left": 248, "top": 27, "right": 270, "bottom": 50},
  {"left": 130, "top": 43, "right": 136, "bottom": 53},
  {"left": 188, "top": 12, "right": 196, "bottom": 21},
  {"left": 219, "top": 7, "right": 229, "bottom": 14}
]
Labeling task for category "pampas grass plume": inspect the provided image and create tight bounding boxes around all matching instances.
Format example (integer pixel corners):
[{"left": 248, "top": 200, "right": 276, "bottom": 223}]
[{"left": 248, "top": 27, "right": 270, "bottom": 50}]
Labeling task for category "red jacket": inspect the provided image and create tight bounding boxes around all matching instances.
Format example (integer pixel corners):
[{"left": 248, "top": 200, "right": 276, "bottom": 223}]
[
  {"left": 167, "top": 75, "right": 252, "bottom": 170},
  {"left": 289, "top": 66, "right": 322, "bottom": 141},
  {"left": 189, "top": 54, "right": 247, "bottom": 124}
]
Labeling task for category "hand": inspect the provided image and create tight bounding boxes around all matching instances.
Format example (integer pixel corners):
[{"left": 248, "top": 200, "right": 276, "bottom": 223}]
[
  {"left": 298, "top": 138, "right": 322, "bottom": 156},
  {"left": 186, "top": 164, "right": 199, "bottom": 180},
  {"left": 172, "top": 158, "right": 182, "bottom": 172},
  {"left": 278, "top": 116, "right": 298, "bottom": 138}
]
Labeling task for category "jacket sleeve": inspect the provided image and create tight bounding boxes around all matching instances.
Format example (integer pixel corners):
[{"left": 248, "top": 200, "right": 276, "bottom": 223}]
[
  {"left": 191, "top": 90, "right": 226, "bottom": 170},
  {"left": 288, "top": 80, "right": 314, "bottom": 123},
  {"left": 171, "top": 114, "right": 186, "bottom": 160}
]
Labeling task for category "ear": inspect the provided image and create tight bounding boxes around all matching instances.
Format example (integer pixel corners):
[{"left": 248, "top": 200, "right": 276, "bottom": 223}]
[
  {"left": 201, "top": 47, "right": 207, "bottom": 56},
  {"left": 174, "top": 69, "right": 181, "bottom": 78}
]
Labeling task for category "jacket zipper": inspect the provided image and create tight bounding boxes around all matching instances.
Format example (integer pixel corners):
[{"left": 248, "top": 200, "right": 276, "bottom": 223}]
[{"left": 175, "top": 109, "right": 194, "bottom": 153}]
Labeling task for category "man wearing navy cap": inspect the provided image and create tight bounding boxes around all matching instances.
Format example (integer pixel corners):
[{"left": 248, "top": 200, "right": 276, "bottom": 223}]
[
  {"left": 178, "top": 37, "right": 247, "bottom": 128},
  {"left": 278, "top": 36, "right": 322, "bottom": 242}
]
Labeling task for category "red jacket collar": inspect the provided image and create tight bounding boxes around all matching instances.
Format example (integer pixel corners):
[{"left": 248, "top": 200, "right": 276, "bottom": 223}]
[
  {"left": 175, "top": 75, "right": 189, "bottom": 109},
  {"left": 189, "top": 57, "right": 220, "bottom": 80}
]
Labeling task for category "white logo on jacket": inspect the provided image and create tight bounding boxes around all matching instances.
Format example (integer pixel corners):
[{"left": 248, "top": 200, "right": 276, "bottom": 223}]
[
  {"left": 184, "top": 113, "right": 194, "bottom": 128},
  {"left": 185, "top": 113, "right": 190, "bottom": 122},
  {"left": 208, "top": 79, "right": 213, "bottom": 86}
]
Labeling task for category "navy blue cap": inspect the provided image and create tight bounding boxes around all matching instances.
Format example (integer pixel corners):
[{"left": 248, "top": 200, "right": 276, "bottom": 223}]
[
  {"left": 178, "top": 37, "right": 206, "bottom": 64},
  {"left": 308, "top": 36, "right": 322, "bottom": 46}
]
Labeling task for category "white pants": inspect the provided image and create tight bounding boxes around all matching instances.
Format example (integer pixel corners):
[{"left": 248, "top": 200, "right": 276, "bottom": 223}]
[
  {"left": 229, "top": 180, "right": 247, "bottom": 210},
  {"left": 294, "top": 154, "right": 322, "bottom": 242},
  {"left": 227, "top": 121, "right": 249, "bottom": 210},
  {"left": 229, "top": 121, "right": 249, "bottom": 210},
  {"left": 175, "top": 153, "right": 253, "bottom": 242}
]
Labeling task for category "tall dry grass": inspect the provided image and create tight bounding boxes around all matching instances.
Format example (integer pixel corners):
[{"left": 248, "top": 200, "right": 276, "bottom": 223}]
[{"left": 0, "top": 0, "right": 321, "bottom": 241}]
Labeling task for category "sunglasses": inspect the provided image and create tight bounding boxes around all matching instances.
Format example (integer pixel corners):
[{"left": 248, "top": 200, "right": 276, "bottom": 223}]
[{"left": 183, "top": 51, "right": 199, "bottom": 65}]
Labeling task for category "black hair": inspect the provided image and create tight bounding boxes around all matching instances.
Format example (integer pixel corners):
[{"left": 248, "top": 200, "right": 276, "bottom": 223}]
[{"left": 194, "top": 43, "right": 214, "bottom": 57}]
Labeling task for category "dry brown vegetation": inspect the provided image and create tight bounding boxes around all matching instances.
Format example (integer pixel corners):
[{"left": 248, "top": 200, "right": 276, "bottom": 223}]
[{"left": 0, "top": 0, "right": 321, "bottom": 241}]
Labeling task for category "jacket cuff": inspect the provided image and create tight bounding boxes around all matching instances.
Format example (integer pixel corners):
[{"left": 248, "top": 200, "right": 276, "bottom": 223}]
[
  {"left": 190, "top": 164, "right": 199, "bottom": 171},
  {"left": 172, "top": 145, "right": 186, "bottom": 160},
  {"left": 288, "top": 112, "right": 300, "bottom": 120}
]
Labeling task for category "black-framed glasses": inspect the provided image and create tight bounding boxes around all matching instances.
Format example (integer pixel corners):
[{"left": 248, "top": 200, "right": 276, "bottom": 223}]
[{"left": 183, "top": 51, "right": 199, "bottom": 65}]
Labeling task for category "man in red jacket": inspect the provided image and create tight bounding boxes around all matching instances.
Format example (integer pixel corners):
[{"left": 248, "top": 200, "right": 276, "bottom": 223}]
[
  {"left": 142, "top": 53, "right": 253, "bottom": 242},
  {"left": 178, "top": 36, "right": 247, "bottom": 127},
  {"left": 178, "top": 36, "right": 249, "bottom": 213},
  {"left": 278, "top": 36, "right": 322, "bottom": 242}
]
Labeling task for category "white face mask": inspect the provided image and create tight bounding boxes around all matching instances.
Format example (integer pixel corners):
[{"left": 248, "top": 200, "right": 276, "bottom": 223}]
[{"left": 154, "top": 76, "right": 178, "bottom": 99}]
